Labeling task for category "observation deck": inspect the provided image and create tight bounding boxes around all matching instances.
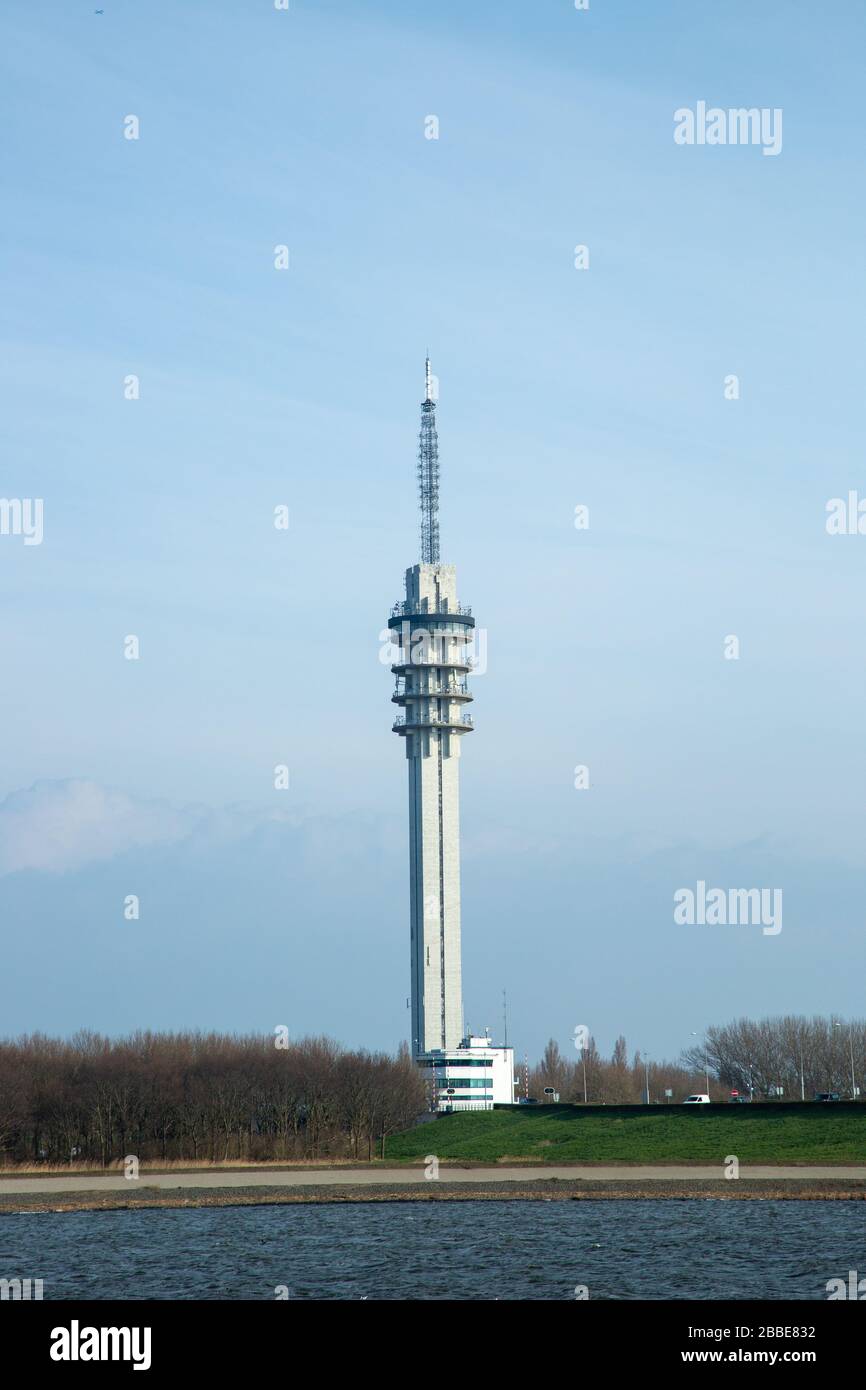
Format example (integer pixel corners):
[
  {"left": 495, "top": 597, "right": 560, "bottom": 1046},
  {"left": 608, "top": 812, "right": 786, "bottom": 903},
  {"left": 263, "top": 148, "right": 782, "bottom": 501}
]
[{"left": 392, "top": 713, "right": 474, "bottom": 735}]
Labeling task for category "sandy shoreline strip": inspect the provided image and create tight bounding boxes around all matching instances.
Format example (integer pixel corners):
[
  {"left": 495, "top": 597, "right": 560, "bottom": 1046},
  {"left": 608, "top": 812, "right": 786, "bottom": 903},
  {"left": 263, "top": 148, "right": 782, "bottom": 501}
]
[{"left": 3, "top": 1168, "right": 866, "bottom": 1212}]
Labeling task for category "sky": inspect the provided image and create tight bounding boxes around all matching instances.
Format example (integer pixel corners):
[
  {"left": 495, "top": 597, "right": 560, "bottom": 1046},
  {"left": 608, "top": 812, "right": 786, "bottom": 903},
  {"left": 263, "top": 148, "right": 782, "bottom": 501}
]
[{"left": 1, "top": 0, "right": 865, "bottom": 1066}]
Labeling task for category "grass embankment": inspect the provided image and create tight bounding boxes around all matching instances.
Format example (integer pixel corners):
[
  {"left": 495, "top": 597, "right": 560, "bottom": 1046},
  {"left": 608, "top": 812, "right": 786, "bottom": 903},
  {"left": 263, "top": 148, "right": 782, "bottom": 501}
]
[{"left": 384, "top": 1103, "right": 866, "bottom": 1165}]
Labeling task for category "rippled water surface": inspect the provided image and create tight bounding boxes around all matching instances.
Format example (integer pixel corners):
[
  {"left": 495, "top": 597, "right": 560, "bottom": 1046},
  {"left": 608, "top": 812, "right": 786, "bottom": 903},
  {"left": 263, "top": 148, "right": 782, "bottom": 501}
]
[{"left": 3, "top": 1201, "right": 864, "bottom": 1300}]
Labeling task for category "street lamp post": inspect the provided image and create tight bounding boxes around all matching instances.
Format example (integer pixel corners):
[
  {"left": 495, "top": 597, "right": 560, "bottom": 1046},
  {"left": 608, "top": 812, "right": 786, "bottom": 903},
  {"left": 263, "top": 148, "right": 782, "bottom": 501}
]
[
  {"left": 833, "top": 1020, "right": 857, "bottom": 1100},
  {"left": 692, "top": 1030, "right": 710, "bottom": 1096}
]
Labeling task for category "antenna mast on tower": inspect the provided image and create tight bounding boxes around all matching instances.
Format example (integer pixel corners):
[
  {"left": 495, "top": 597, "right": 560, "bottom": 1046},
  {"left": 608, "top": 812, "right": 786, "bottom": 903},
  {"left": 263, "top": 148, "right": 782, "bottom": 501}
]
[{"left": 418, "top": 357, "right": 440, "bottom": 563}]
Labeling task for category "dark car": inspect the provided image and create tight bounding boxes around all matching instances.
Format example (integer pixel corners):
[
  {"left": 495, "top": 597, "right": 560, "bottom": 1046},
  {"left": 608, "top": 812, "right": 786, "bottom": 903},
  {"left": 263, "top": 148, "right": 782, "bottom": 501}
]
[{"left": 813, "top": 1092, "right": 841, "bottom": 1103}]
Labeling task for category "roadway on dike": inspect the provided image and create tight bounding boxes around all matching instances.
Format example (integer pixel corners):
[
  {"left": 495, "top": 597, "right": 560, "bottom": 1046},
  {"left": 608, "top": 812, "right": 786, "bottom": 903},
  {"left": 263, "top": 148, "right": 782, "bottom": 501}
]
[{"left": 2, "top": 1164, "right": 866, "bottom": 1194}]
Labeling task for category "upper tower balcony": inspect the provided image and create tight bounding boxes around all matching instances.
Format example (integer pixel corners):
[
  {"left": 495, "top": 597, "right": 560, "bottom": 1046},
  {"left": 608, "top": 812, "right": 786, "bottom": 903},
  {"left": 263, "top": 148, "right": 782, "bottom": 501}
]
[
  {"left": 388, "top": 599, "right": 474, "bottom": 631},
  {"left": 392, "top": 677, "right": 472, "bottom": 705},
  {"left": 393, "top": 713, "right": 473, "bottom": 735},
  {"left": 391, "top": 653, "right": 473, "bottom": 676}
]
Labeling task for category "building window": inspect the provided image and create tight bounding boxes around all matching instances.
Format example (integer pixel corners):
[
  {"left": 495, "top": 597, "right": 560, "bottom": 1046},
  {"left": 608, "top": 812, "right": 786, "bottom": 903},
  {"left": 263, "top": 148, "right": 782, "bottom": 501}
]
[{"left": 418, "top": 1058, "right": 492, "bottom": 1068}]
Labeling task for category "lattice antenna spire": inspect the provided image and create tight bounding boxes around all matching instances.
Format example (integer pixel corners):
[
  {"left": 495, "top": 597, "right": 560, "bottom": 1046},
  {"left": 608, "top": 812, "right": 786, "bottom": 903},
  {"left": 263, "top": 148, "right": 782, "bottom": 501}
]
[{"left": 418, "top": 356, "right": 440, "bottom": 563}]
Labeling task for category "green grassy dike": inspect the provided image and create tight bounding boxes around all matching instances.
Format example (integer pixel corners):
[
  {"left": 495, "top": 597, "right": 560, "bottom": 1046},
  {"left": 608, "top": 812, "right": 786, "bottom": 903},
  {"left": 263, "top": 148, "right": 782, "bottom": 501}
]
[{"left": 384, "top": 1103, "right": 866, "bottom": 1165}]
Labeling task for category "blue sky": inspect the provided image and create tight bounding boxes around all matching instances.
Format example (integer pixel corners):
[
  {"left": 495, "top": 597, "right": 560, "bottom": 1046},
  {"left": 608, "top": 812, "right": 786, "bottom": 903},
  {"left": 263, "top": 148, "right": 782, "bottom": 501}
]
[{"left": 1, "top": 1, "right": 865, "bottom": 1064}]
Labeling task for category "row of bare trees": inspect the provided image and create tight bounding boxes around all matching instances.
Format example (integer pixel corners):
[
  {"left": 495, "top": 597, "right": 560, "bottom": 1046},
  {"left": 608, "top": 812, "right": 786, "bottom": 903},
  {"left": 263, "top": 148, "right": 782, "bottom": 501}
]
[
  {"left": 681, "top": 1015, "right": 866, "bottom": 1102},
  {"left": 3, "top": 1015, "right": 860, "bottom": 1166},
  {"left": 532, "top": 1016, "right": 866, "bottom": 1104},
  {"left": 530, "top": 1036, "right": 720, "bottom": 1105},
  {"left": 0, "top": 1032, "right": 426, "bottom": 1167}
]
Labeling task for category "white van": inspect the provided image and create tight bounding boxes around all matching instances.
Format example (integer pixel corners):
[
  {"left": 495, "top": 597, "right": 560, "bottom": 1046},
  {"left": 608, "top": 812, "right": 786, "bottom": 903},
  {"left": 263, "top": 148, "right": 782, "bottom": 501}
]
[{"left": 683, "top": 1093, "right": 711, "bottom": 1104}]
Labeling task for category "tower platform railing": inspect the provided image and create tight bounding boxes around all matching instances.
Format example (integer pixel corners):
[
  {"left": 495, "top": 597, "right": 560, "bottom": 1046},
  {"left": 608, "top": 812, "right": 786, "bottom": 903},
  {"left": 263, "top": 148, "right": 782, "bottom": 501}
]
[
  {"left": 392, "top": 713, "right": 473, "bottom": 732},
  {"left": 390, "top": 600, "right": 473, "bottom": 619},
  {"left": 392, "top": 678, "right": 471, "bottom": 699}
]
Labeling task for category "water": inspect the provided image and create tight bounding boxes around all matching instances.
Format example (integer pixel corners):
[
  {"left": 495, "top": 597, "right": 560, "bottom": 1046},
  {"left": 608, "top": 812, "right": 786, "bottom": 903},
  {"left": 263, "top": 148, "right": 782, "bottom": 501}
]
[{"left": 2, "top": 1201, "right": 864, "bottom": 1300}]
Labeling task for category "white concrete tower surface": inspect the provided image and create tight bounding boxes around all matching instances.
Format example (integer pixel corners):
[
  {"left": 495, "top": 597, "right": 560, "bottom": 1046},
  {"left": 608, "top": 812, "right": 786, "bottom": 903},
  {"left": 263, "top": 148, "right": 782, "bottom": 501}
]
[
  {"left": 389, "top": 360, "right": 474, "bottom": 1056},
  {"left": 388, "top": 362, "right": 515, "bottom": 1113}
]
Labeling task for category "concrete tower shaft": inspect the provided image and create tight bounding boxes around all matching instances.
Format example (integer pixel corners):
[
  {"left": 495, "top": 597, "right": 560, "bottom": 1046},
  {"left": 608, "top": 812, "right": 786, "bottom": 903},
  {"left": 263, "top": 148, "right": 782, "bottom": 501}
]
[
  {"left": 390, "top": 565, "right": 474, "bottom": 1055},
  {"left": 389, "top": 363, "right": 475, "bottom": 1056}
]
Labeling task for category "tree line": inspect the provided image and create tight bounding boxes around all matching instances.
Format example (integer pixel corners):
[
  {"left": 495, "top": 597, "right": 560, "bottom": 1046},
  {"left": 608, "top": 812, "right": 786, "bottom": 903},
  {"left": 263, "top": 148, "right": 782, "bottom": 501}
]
[
  {"left": 530, "top": 1035, "right": 712, "bottom": 1105},
  {"left": 533, "top": 1015, "right": 866, "bottom": 1105},
  {"left": 682, "top": 1014, "right": 866, "bottom": 1102},
  {"left": 3, "top": 1014, "right": 862, "bottom": 1169},
  {"left": 0, "top": 1031, "right": 426, "bottom": 1167}
]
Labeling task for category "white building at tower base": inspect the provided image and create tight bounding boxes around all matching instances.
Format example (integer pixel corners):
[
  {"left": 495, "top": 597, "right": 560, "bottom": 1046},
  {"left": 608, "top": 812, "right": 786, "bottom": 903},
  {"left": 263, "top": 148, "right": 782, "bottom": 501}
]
[{"left": 417, "top": 1033, "right": 515, "bottom": 1112}]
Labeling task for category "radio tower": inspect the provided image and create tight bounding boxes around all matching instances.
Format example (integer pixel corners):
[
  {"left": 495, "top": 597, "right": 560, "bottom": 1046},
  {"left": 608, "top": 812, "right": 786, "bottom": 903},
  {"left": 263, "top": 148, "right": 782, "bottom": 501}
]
[
  {"left": 389, "top": 359, "right": 474, "bottom": 1055},
  {"left": 387, "top": 360, "right": 514, "bottom": 1110}
]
